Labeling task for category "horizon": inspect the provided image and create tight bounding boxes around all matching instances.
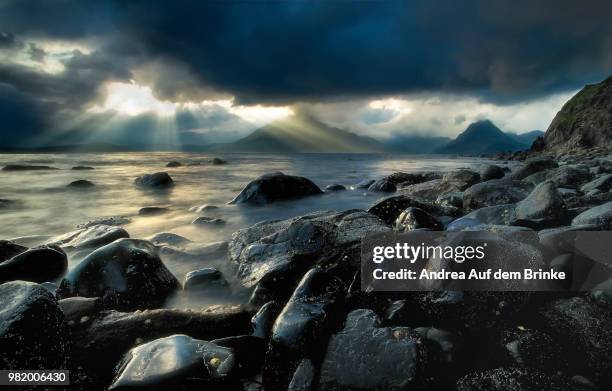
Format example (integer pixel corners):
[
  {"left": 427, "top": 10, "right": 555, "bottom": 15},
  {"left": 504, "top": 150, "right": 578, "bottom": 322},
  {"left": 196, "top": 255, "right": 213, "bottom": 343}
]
[{"left": 1, "top": 1, "right": 611, "bottom": 150}]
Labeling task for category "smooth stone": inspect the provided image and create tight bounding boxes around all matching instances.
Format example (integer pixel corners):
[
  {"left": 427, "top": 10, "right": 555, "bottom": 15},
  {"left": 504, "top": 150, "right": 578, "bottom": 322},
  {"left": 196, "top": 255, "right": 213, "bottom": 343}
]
[
  {"left": 0, "top": 240, "right": 27, "bottom": 262},
  {"left": 452, "top": 204, "right": 517, "bottom": 227},
  {"left": 367, "top": 195, "right": 431, "bottom": 225},
  {"left": 0, "top": 245, "right": 67, "bottom": 283},
  {"left": 189, "top": 204, "right": 219, "bottom": 213},
  {"left": 192, "top": 216, "right": 225, "bottom": 225},
  {"left": 353, "top": 179, "right": 375, "bottom": 189},
  {"left": 229, "top": 172, "right": 322, "bottom": 204},
  {"left": 57, "top": 238, "right": 180, "bottom": 310},
  {"left": 77, "top": 216, "right": 131, "bottom": 228},
  {"left": 49, "top": 224, "right": 129, "bottom": 251},
  {"left": 510, "top": 157, "right": 558, "bottom": 180},
  {"left": 138, "top": 206, "right": 168, "bottom": 216},
  {"left": 514, "top": 181, "right": 568, "bottom": 227},
  {"left": 147, "top": 232, "right": 192, "bottom": 247},
  {"left": 67, "top": 179, "right": 95, "bottom": 188},
  {"left": 436, "top": 191, "right": 464, "bottom": 208},
  {"left": 367, "top": 177, "right": 397, "bottom": 192},
  {"left": 211, "top": 335, "right": 265, "bottom": 377},
  {"left": 134, "top": 172, "right": 174, "bottom": 188},
  {"left": 441, "top": 169, "right": 480, "bottom": 191},
  {"left": 399, "top": 179, "right": 458, "bottom": 200},
  {"left": 462, "top": 179, "right": 532, "bottom": 211},
  {"left": 547, "top": 164, "right": 592, "bottom": 188},
  {"left": 325, "top": 184, "right": 346, "bottom": 191},
  {"left": 480, "top": 164, "right": 505, "bottom": 181},
  {"left": 394, "top": 207, "right": 443, "bottom": 231},
  {"left": 580, "top": 173, "right": 612, "bottom": 193},
  {"left": 288, "top": 359, "right": 315, "bottom": 391},
  {"left": 58, "top": 297, "right": 103, "bottom": 323},
  {"left": 165, "top": 161, "right": 182, "bottom": 167},
  {"left": 0, "top": 281, "right": 69, "bottom": 370},
  {"left": 2, "top": 164, "right": 59, "bottom": 171},
  {"left": 183, "top": 268, "right": 229, "bottom": 292},
  {"left": 251, "top": 301, "right": 282, "bottom": 339},
  {"left": 571, "top": 201, "right": 612, "bottom": 228}
]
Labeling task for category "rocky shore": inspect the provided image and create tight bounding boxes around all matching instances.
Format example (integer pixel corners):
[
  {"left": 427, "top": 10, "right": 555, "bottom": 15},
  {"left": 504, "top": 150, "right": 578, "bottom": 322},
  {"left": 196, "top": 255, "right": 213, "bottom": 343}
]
[{"left": 1, "top": 151, "right": 612, "bottom": 390}]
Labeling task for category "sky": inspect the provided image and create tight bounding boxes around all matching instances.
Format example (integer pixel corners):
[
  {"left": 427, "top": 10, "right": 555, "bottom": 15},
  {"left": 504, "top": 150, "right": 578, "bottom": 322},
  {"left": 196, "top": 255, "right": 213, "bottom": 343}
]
[{"left": 0, "top": 0, "right": 611, "bottom": 148}]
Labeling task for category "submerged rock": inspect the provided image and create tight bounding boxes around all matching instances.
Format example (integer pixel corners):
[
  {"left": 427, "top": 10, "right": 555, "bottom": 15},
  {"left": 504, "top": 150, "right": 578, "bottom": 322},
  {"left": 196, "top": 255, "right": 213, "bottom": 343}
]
[
  {"left": 319, "top": 309, "right": 436, "bottom": 391},
  {"left": 183, "top": 268, "right": 229, "bottom": 292},
  {"left": 0, "top": 245, "right": 67, "bottom": 283},
  {"left": 138, "top": 206, "right": 168, "bottom": 216},
  {"left": 165, "top": 161, "right": 183, "bottom": 167},
  {"left": 230, "top": 172, "right": 322, "bottom": 204},
  {"left": 394, "top": 207, "right": 443, "bottom": 231},
  {"left": 71, "top": 166, "right": 94, "bottom": 170},
  {"left": 368, "top": 177, "right": 397, "bottom": 192},
  {"left": 49, "top": 224, "right": 129, "bottom": 251},
  {"left": 325, "top": 184, "right": 346, "bottom": 191},
  {"left": 192, "top": 216, "right": 225, "bottom": 226},
  {"left": 353, "top": 179, "right": 375, "bottom": 189},
  {"left": 2, "top": 164, "right": 59, "bottom": 171},
  {"left": 67, "top": 179, "right": 95, "bottom": 188},
  {"left": 189, "top": 204, "right": 220, "bottom": 213},
  {"left": 57, "top": 238, "right": 180, "bottom": 310},
  {"left": 463, "top": 179, "right": 531, "bottom": 211},
  {"left": 209, "top": 157, "right": 227, "bottom": 165},
  {"left": 0, "top": 281, "right": 69, "bottom": 370},
  {"left": 134, "top": 172, "right": 174, "bottom": 188}
]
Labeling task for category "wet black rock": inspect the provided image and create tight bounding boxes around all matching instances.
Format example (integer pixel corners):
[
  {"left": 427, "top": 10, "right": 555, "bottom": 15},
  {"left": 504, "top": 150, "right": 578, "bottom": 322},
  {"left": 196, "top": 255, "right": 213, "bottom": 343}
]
[
  {"left": 71, "top": 166, "right": 94, "bottom": 170},
  {"left": 319, "top": 309, "right": 438, "bottom": 390},
  {"left": 251, "top": 301, "right": 282, "bottom": 339},
  {"left": 109, "top": 334, "right": 236, "bottom": 390},
  {"left": 456, "top": 368, "right": 590, "bottom": 391},
  {"left": 502, "top": 328, "right": 568, "bottom": 373},
  {"left": 49, "top": 224, "right": 129, "bottom": 251},
  {"left": 264, "top": 269, "right": 345, "bottom": 391},
  {"left": 0, "top": 281, "right": 69, "bottom": 370},
  {"left": 353, "top": 179, "right": 375, "bottom": 189},
  {"left": 580, "top": 173, "right": 612, "bottom": 193},
  {"left": 368, "top": 177, "right": 397, "bottom": 192},
  {"left": 138, "top": 206, "right": 168, "bottom": 216},
  {"left": 58, "top": 296, "right": 104, "bottom": 323},
  {"left": 192, "top": 216, "right": 225, "bottom": 226},
  {"left": 538, "top": 296, "right": 612, "bottom": 387},
  {"left": 287, "top": 359, "right": 315, "bottom": 391},
  {"left": 450, "top": 204, "right": 518, "bottom": 227},
  {"left": 442, "top": 169, "right": 481, "bottom": 191},
  {"left": 0, "top": 240, "right": 27, "bottom": 262},
  {"left": 0, "top": 245, "right": 68, "bottom": 283},
  {"left": 463, "top": 179, "right": 532, "bottom": 211},
  {"left": 571, "top": 201, "right": 612, "bottom": 228},
  {"left": 57, "top": 238, "right": 180, "bottom": 310},
  {"left": 165, "top": 161, "right": 183, "bottom": 167},
  {"left": 67, "top": 179, "right": 95, "bottom": 188},
  {"left": 547, "top": 165, "right": 592, "bottom": 188},
  {"left": 2, "top": 164, "right": 59, "bottom": 171},
  {"left": 480, "top": 164, "right": 505, "bottom": 181},
  {"left": 0, "top": 198, "right": 18, "bottom": 209},
  {"left": 514, "top": 181, "right": 568, "bottom": 228},
  {"left": 134, "top": 172, "right": 174, "bottom": 188},
  {"left": 367, "top": 195, "right": 431, "bottom": 225},
  {"left": 436, "top": 191, "right": 464, "bottom": 208},
  {"left": 211, "top": 335, "right": 265, "bottom": 377},
  {"left": 325, "top": 184, "right": 346, "bottom": 191},
  {"left": 394, "top": 207, "right": 443, "bottom": 231},
  {"left": 229, "top": 172, "right": 322, "bottom": 204},
  {"left": 510, "top": 157, "right": 558, "bottom": 180},
  {"left": 71, "top": 305, "right": 255, "bottom": 385},
  {"left": 209, "top": 157, "right": 227, "bottom": 165},
  {"left": 183, "top": 267, "right": 229, "bottom": 292}
]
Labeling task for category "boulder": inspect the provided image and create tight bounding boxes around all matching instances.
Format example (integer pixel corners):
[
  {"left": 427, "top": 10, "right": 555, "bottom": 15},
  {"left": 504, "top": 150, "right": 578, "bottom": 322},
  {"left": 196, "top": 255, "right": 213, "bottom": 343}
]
[
  {"left": 514, "top": 181, "right": 568, "bottom": 228},
  {"left": 109, "top": 335, "right": 236, "bottom": 390},
  {"left": 538, "top": 296, "right": 612, "bottom": 387},
  {"left": 192, "top": 216, "right": 225, "bottom": 226},
  {"left": 138, "top": 206, "right": 168, "bottom": 216},
  {"left": 0, "top": 245, "right": 67, "bottom": 283},
  {"left": 183, "top": 268, "right": 229, "bottom": 292},
  {"left": 367, "top": 195, "right": 431, "bottom": 225},
  {"left": 367, "top": 177, "right": 396, "bottom": 192},
  {"left": 287, "top": 359, "right": 315, "bottom": 391},
  {"left": 319, "top": 309, "right": 437, "bottom": 390},
  {"left": 134, "top": 172, "right": 174, "bottom": 188},
  {"left": 0, "top": 240, "right": 27, "bottom": 262},
  {"left": 442, "top": 169, "right": 480, "bottom": 191},
  {"left": 58, "top": 296, "right": 104, "bottom": 323},
  {"left": 229, "top": 172, "right": 322, "bottom": 204},
  {"left": 251, "top": 301, "right": 282, "bottom": 339},
  {"left": 0, "top": 281, "right": 69, "bottom": 370},
  {"left": 57, "top": 238, "right": 180, "bottom": 310},
  {"left": 49, "top": 224, "right": 129, "bottom": 251},
  {"left": 456, "top": 368, "right": 589, "bottom": 391},
  {"left": 353, "top": 179, "right": 375, "bottom": 189},
  {"left": 480, "top": 164, "right": 505, "bottom": 181},
  {"left": 449, "top": 204, "right": 517, "bottom": 227},
  {"left": 67, "top": 179, "right": 95, "bottom": 188},
  {"left": 436, "top": 191, "right": 464, "bottom": 208},
  {"left": 510, "top": 157, "right": 558, "bottom": 180},
  {"left": 165, "top": 161, "right": 182, "bottom": 167},
  {"left": 229, "top": 210, "right": 389, "bottom": 288},
  {"left": 547, "top": 165, "right": 592, "bottom": 188},
  {"left": 580, "top": 173, "right": 612, "bottom": 193},
  {"left": 394, "top": 207, "right": 443, "bottom": 231},
  {"left": 463, "top": 179, "right": 532, "bottom": 211},
  {"left": 571, "top": 201, "right": 612, "bottom": 228},
  {"left": 400, "top": 179, "right": 458, "bottom": 201}
]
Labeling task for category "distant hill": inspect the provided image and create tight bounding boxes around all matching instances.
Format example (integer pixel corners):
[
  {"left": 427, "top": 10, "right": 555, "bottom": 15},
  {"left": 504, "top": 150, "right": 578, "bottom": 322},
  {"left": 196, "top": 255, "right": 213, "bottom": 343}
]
[
  {"left": 382, "top": 135, "right": 451, "bottom": 154},
  {"left": 507, "top": 130, "right": 544, "bottom": 146},
  {"left": 544, "top": 76, "right": 612, "bottom": 152},
  {"left": 435, "top": 120, "right": 527, "bottom": 154},
  {"left": 212, "top": 113, "right": 386, "bottom": 153}
]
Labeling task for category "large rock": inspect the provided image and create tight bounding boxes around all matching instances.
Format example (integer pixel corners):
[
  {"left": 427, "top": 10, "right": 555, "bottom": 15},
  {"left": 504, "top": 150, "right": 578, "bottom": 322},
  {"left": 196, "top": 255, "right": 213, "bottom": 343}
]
[
  {"left": 544, "top": 76, "right": 612, "bottom": 151},
  {"left": 399, "top": 179, "right": 455, "bottom": 201},
  {"left": 463, "top": 179, "right": 532, "bottom": 211},
  {"left": 109, "top": 335, "right": 236, "bottom": 390},
  {"left": 57, "top": 239, "right": 180, "bottom": 310},
  {"left": 547, "top": 164, "right": 592, "bottom": 188},
  {"left": 394, "top": 207, "right": 443, "bottom": 231},
  {"left": 510, "top": 157, "right": 558, "bottom": 180},
  {"left": 449, "top": 204, "right": 518, "bottom": 227},
  {"left": 0, "top": 245, "right": 67, "bottom": 283},
  {"left": 571, "top": 201, "right": 612, "bottom": 228},
  {"left": 367, "top": 177, "right": 397, "bottom": 192},
  {"left": 319, "top": 309, "right": 438, "bottom": 390},
  {"left": 0, "top": 240, "right": 27, "bottom": 262},
  {"left": 580, "top": 173, "right": 612, "bottom": 193},
  {"left": 229, "top": 210, "right": 389, "bottom": 288},
  {"left": 134, "top": 172, "right": 174, "bottom": 188},
  {"left": 442, "top": 169, "right": 480, "bottom": 191},
  {"left": 0, "top": 281, "right": 69, "bottom": 370},
  {"left": 514, "top": 181, "right": 568, "bottom": 228},
  {"left": 183, "top": 267, "right": 229, "bottom": 293},
  {"left": 49, "top": 224, "right": 129, "bottom": 251},
  {"left": 367, "top": 195, "right": 431, "bottom": 225},
  {"left": 229, "top": 172, "right": 322, "bottom": 204},
  {"left": 456, "top": 368, "right": 589, "bottom": 391},
  {"left": 479, "top": 164, "right": 505, "bottom": 181},
  {"left": 538, "top": 297, "right": 612, "bottom": 387}
]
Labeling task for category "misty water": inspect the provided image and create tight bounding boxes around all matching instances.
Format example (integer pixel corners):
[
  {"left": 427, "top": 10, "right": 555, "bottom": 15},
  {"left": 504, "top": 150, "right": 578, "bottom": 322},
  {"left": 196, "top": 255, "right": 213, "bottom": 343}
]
[{"left": 0, "top": 152, "right": 504, "bottom": 307}]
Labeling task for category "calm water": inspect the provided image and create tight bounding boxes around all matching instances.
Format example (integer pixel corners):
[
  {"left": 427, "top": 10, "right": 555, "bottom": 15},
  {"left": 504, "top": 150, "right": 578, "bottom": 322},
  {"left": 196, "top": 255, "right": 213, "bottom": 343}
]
[{"left": 0, "top": 153, "right": 504, "bottom": 305}]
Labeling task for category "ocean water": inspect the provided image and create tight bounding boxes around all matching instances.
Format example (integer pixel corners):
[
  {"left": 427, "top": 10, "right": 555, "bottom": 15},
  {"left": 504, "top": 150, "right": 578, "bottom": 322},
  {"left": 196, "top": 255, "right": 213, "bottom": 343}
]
[{"left": 0, "top": 152, "right": 505, "bottom": 306}]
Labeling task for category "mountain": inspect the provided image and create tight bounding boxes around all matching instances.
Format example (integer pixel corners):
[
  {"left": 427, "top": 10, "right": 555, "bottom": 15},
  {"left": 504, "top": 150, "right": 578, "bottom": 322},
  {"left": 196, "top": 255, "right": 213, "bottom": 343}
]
[
  {"left": 213, "top": 113, "right": 386, "bottom": 153},
  {"left": 435, "top": 120, "right": 527, "bottom": 154},
  {"left": 507, "top": 130, "right": 544, "bottom": 146},
  {"left": 383, "top": 135, "right": 451, "bottom": 154},
  {"left": 544, "top": 76, "right": 612, "bottom": 152}
]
